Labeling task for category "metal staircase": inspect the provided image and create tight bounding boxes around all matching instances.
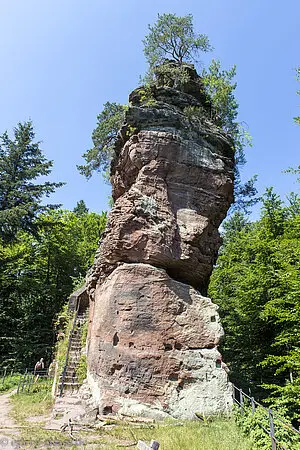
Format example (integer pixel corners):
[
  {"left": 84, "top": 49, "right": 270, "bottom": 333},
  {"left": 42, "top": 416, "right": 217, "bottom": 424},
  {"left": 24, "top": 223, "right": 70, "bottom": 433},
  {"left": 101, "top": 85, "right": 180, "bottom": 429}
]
[{"left": 58, "top": 311, "right": 87, "bottom": 395}]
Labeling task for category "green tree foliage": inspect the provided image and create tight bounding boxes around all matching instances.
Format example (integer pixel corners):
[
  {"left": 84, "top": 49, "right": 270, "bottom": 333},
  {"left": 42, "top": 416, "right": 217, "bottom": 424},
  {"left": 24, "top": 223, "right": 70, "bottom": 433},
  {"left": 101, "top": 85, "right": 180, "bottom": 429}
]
[
  {"left": 286, "top": 69, "right": 300, "bottom": 181},
  {"left": 0, "top": 121, "right": 64, "bottom": 242},
  {"left": 202, "top": 61, "right": 238, "bottom": 132},
  {"left": 0, "top": 208, "right": 107, "bottom": 369},
  {"left": 236, "top": 405, "right": 300, "bottom": 449},
  {"left": 201, "top": 59, "right": 251, "bottom": 161},
  {"left": 143, "top": 13, "right": 212, "bottom": 67},
  {"left": 294, "top": 67, "right": 300, "bottom": 126},
  {"left": 78, "top": 102, "right": 125, "bottom": 179},
  {"left": 201, "top": 60, "right": 256, "bottom": 212},
  {"left": 209, "top": 188, "right": 300, "bottom": 421},
  {"left": 80, "top": 13, "right": 256, "bottom": 212},
  {"left": 73, "top": 199, "right": 89, "bottom": 215}
]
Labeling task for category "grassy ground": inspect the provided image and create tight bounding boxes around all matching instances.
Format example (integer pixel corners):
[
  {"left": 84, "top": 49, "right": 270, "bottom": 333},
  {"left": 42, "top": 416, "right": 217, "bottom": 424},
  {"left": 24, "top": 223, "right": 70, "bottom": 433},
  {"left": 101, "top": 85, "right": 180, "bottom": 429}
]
[
  {"left": 103, "top": 419, "right": 253, "bottom": 450},
  {"left": 10, "top": 389, "right": 53, "bottom": 426},
  {"left": 10, "top": 418, "right": 254, "bottom": 449},
  {"left": 9, "top": 389, "right": 253, "bottom": 449},
  {"left": 0, "top": 373, "right": 21, "bottom": 392}
]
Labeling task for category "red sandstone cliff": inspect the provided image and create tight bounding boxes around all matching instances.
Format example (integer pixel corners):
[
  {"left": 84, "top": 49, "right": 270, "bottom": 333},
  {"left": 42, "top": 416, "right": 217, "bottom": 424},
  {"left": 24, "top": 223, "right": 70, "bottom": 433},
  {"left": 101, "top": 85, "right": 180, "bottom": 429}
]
[{"left": 86, "top": 65, "right": 234, "bottom": 419}]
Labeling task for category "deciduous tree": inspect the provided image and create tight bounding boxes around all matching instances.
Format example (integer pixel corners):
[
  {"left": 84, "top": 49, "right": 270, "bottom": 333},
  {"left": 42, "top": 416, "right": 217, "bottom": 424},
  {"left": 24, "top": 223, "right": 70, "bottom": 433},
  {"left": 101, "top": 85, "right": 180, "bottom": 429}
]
[
  {"left": 143, "top": 13, "right": 212, "bottom": 68},
  {"left": 78, "top": 102, "right": 125, "bottom": 179},
  {"left": 0, "top": 208, "right": 107, "bottom": 369},
  {"left": 210, "top": 189, "right": 300, "bottom": 421}
]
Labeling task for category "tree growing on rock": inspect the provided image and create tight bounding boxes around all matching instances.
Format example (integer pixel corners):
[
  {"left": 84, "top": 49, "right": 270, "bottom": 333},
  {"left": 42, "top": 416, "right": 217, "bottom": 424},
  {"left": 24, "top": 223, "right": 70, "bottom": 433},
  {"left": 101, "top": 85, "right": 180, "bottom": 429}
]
[
  {"left": 142, "top": 13, "right": 212, "bottom": 90},
  {"left": 294, "top": 67, "right": 300, "bottom": 126},
  {"left": 78, "top": 14, "right": 211, "bottom": 180},
  {"left": 143, "top": 13, "right": 212, "bottom": 68},
  {"left": 78, "top": 102, "right": 125, "bottom": 180},
  {"left": 79, "top": 13, "right": 257, "bottom": 213},
  {"left": 142, "top": 14, "right": 256, "bottom": 211}
]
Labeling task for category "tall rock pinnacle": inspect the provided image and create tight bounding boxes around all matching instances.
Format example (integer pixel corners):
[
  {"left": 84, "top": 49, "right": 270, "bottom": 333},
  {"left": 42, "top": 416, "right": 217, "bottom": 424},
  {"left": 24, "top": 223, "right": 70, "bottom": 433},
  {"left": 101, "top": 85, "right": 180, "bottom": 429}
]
[{"left": 86, "top": 63, "right": 234, "bottom": 419}]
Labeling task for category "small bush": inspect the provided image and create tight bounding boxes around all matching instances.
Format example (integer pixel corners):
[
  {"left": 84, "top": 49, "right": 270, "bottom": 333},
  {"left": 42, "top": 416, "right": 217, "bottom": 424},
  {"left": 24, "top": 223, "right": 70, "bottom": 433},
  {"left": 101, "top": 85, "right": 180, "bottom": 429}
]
[{"left": 235, "top": 404, "right": 300, "bottom": 450}]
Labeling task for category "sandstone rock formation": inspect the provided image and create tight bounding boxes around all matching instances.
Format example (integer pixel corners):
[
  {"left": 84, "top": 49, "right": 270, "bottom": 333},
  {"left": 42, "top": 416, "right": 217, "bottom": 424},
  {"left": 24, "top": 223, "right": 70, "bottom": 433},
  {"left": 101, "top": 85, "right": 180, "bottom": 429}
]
[{"left": 87, "top": 65, "right": 235, "bottom": 419}]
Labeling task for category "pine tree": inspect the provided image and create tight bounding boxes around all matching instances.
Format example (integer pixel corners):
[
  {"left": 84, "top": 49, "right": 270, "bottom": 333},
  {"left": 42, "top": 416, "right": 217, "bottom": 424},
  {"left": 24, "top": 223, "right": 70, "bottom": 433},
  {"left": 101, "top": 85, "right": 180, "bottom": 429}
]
[
  {"left": 0, "top": 121, "right": 64, "bottom": 242},
  {"left": 73, "top": 200, "right": 89, "bottom": 215}
]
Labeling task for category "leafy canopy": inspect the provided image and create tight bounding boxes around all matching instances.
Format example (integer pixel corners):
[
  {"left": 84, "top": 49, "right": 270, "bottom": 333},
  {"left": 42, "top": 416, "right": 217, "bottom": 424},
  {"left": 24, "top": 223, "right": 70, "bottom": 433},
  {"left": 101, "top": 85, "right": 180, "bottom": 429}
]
[
  {"left": 73, "top": 199, "right": 89, "bottom": 216},
  {"left": 143, "top": 13, "right": 212, "bottom": 67},
  {"left": 294, "top": 67, "right": 300, "bottom": 126},
  {"left": 286, "top": 68, "right": 300, "bottom": 181},
  {"left": 209, "top": 186, "right": 300, "bottom": 421},
  {"left": 0, "top": 207, "right": 107, "bottom": 369},
  {"left": 79, "top": 13, "right": 256, "bottom": 213},
  {"left": 77, "top": 102, "right": 125, "bottom": 179},
  {"left": 0, "top": 121, "right": 64, "bottom": 242}
]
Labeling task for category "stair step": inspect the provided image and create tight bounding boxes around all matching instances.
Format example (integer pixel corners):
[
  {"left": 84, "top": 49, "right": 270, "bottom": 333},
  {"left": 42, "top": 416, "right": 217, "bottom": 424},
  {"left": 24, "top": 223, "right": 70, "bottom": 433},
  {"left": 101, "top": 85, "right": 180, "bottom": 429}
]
[
  {"left": 60, "top": 377, "right": 78, "bottom": 382},
  {"left": 58, "top": 382, "right": 81, "bottom": 387},
  {"left": 57, "top": 312, "right": 88, "bottom": 394}
]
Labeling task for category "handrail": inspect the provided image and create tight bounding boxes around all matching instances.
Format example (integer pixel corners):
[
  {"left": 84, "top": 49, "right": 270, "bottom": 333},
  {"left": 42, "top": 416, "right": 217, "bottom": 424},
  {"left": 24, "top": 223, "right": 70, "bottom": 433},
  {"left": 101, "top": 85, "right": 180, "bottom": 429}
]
[
  {"left": 233, "top": 384, "right": 300, "bottom": 449},
  {"left": 59, "top": 303, "right": 80, "bottom": 397}
]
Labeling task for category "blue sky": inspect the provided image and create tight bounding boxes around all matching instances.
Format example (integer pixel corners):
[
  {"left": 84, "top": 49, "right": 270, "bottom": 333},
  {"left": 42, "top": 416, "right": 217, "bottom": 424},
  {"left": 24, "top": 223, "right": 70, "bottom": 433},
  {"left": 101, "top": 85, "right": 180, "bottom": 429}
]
[{"left": 1, "top": 0, "right": 299, "bottom": 217}]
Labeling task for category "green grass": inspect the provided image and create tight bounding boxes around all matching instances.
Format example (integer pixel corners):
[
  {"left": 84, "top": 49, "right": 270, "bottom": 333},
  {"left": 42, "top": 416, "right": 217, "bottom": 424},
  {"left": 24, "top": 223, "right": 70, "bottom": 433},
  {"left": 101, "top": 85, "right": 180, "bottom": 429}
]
[
  {"left": 10, "top": 388, "right": 53, "bottom": 426},
  {"left": 9, "top": 389, "right": 73, "bottom": 449},
  {"left": 9, "top": 384, "right": 252, "bottom": 449},
  {"left": 10, "top": 419, "right": 254, "bottom": 450},
  {"left": 0, "top": 373, "right": 21, "bottom": 392},
  {"left": 9, "top": 394, "right": 254, "bottom": 450},
  {"left": 76, "top": 354, "right": 87, "bottom": 384},
  {"left": 99, "top": 418, "right": 253, "bottom": 450},
  {"left": 14, "top": 428, "right": 75, "bottom": 449}
]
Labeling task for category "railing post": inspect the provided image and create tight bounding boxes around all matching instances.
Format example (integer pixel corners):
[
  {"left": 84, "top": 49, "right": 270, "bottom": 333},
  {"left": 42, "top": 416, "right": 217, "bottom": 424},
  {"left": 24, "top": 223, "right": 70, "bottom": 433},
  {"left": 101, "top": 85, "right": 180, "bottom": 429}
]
[
  {"left": 2, "top": 367, "right": 7, "bottom": 385},
  {"left": 269, "top": 408, "right": 276, "bottom": 450},
  {"left": 239, "top": 388, "right": 244, "bottom": 415},
  {"left": 21, "top": 368, "right": 28, "bottom": 393},
  {"left": 28, "top": 373, "right": 34, "bottom": 392},
  {"left": 17, "top": 373, "right": 22, "bottom": 394},
  {"left": 251, "top": 397, "right": 256, "bottom": 414}
]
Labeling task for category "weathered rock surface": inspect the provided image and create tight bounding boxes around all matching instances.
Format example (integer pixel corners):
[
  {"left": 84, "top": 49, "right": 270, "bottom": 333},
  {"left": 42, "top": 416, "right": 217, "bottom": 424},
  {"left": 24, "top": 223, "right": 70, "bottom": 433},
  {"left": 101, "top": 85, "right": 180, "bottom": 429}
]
[
  {"left": 88, "top": 264, "right": 231, "bottom": 418},
  {"left": 87, "top": 67, "right": 234, "bottom": 419}
]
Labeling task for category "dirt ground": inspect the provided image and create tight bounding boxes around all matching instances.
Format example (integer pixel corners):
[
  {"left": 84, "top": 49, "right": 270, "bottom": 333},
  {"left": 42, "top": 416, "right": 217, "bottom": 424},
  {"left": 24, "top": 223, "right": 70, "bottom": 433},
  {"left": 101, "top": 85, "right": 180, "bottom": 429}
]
[{"left": 0, "top": 390, "right": 19, "bottom": 449}]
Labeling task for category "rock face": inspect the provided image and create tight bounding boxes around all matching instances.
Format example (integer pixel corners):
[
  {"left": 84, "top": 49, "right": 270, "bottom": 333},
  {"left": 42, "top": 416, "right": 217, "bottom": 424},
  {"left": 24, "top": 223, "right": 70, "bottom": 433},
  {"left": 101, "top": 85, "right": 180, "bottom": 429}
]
[{"left": 87, "top": 66, "right": 234, "bottom": 419}]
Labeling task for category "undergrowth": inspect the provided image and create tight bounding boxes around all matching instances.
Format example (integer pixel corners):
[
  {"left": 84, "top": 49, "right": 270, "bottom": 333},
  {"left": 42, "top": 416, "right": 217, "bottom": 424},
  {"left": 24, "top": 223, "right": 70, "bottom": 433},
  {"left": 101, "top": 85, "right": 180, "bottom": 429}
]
[
  {"left": 0, "top": 373, "right": 21, "bottom": 392},
  {"left": 235, "top": 404, "right": 300, "bottom": 450}
]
